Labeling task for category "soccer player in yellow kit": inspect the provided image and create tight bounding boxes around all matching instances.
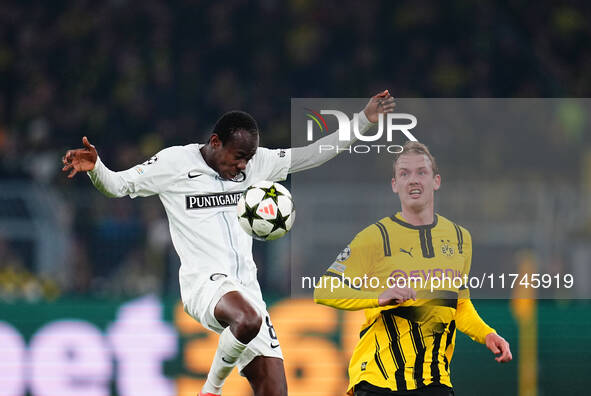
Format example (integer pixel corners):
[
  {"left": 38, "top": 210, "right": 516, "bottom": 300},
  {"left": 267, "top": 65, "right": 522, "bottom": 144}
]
[{"left": 314, "top": 142, "right": 512, "bottom": 396}]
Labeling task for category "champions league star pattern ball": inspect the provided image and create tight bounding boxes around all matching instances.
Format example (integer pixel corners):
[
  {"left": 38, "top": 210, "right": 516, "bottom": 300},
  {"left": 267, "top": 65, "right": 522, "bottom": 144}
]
[{"left": 237, "top": 181, "right": 295, "bottom": 241}]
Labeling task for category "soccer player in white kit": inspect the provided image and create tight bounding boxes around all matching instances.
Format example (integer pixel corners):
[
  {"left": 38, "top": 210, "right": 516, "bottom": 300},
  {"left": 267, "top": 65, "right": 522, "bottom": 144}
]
[{"left": 62, "top": 91, "right": 396, "bottom": 396}]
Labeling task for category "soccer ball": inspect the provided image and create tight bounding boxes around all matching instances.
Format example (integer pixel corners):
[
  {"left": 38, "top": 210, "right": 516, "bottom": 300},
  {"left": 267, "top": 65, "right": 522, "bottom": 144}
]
[{"left": 236, "top": 181, "right": 295, "bottom": 241}]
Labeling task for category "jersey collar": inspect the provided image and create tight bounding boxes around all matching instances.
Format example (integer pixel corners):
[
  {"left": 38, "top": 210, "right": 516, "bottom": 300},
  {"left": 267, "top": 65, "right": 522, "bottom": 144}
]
[{"left": 389, "top": 212, "right": 438, "bottom": 230}]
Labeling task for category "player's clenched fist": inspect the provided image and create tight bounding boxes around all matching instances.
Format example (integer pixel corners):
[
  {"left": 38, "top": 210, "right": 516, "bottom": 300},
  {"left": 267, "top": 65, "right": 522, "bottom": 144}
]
[
  {"left": 61, "top": 136, "right": 98, "bottom": 178},
  {"left": 363, "top": 89, "right": 396, "bottom": 123},
  {"left": 378, "top": 285, "right": 416, "bottom": 306}
]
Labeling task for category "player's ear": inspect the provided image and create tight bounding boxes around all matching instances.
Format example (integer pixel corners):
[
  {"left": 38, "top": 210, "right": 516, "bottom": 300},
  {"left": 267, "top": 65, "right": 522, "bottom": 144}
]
[
  {"left": 210, "top": 134, "right": 222, "bottom": 148},
  {"left": 433, "top": 174, "right": 441, "bottom": 191},
  {"left": 391, "top": 177, "right": 399, "bottom": 194}
]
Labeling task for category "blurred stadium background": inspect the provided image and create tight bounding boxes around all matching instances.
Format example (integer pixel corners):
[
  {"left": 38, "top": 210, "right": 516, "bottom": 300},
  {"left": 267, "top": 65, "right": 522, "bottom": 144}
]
[{"left": 0, "top": 1, "right": 590, "bottom": 395}]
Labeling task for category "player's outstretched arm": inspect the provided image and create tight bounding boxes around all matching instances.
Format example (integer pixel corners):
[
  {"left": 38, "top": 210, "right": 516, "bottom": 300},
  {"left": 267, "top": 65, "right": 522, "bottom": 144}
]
[
  {"left": 62, "top": 136, "right": 127, "bottom": 198},
  {"left": 289, "top": 90, "right": 396, "bottom": 174},
  {"left": 62, "top": 136, "right": 165, "bottom": 199}
]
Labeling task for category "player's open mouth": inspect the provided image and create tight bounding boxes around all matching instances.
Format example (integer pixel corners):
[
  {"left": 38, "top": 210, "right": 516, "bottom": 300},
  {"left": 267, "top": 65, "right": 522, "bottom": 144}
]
[
  {"left": 225, "top": 170, "right": 242, "bottom": 180},
  {"left": 409, "top": 188, "right": 421, "bottom": 198}
]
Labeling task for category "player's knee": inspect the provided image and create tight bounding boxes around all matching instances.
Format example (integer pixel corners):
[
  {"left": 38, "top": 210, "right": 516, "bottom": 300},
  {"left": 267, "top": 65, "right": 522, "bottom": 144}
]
[{"left": 232, "top": 308, "right": 262, "bottom": 343}]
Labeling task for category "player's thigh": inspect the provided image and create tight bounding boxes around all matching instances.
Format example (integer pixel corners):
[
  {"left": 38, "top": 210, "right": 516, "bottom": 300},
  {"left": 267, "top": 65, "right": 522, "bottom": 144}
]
[
  {"left": 242, "top": 356, "right": 287, "bottom": 395},
  {"left": 213, "top": 290, "right": 261, "bottom": 328},
  {"left": 182, "top": 273, "right": 241, "bottom": 332}
]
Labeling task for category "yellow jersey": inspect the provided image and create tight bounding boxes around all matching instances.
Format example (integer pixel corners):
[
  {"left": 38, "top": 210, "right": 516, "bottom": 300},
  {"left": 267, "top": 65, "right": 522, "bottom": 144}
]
[{"left": 314, "top": 213, "right": 495, "bottom": 394}]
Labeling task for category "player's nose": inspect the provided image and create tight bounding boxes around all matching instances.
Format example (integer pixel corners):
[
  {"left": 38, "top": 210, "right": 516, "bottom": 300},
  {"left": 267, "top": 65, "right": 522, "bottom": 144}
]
[{"left": 237, "top": 159, "right": 247, "bottom": 170}]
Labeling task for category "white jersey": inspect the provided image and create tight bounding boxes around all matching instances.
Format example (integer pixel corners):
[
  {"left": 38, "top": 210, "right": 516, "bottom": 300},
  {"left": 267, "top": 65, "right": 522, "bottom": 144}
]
[
  {"left": 86, "top": 111, "right": 372, "bottom": 300},
  {"left": 90, "top": 144, "right": 291, "bottom": 285}
]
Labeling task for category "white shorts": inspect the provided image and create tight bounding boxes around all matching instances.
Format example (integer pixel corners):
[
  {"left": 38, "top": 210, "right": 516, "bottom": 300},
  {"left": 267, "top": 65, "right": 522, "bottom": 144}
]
[{"left": 181, "top": 272, "right": 283, "bottom": 373}]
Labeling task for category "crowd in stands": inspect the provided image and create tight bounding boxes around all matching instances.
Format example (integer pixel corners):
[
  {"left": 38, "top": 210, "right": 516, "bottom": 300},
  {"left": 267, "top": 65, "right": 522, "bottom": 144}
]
[{"left": 0, "top": 1, "right": 590, "bottom": 299}]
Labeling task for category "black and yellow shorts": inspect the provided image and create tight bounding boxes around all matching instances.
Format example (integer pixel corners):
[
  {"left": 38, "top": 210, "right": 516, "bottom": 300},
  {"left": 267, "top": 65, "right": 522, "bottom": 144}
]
[{"left": 354, "top": 381, "right": 454, "bottom": 396}]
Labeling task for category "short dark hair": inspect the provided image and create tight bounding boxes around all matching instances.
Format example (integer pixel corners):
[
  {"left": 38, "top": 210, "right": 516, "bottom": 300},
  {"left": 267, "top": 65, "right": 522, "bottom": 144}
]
[
  {"left": 393, "top": 141, "right": 439, "bottom": 176},
  {"left": 212, "top": 111, "right": 259, "bottom": 144}
]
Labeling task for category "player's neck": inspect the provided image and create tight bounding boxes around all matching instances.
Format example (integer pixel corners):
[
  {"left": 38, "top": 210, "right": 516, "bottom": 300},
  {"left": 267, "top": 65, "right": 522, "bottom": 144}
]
[
  {"left": 399, "top": 206, "right": 434, "bottom": 226},
  {"left": 200, "top": 145, "right": 219, "bottom": 173}
]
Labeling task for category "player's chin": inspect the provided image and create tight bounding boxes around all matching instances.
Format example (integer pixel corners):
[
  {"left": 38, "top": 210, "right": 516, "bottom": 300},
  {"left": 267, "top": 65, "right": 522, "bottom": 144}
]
[
  {"left": 222, "top": 170, "right": 236, "bottom": 179},
  {"left": 405, "top": 197, "right": 423, "bottom": 208}
]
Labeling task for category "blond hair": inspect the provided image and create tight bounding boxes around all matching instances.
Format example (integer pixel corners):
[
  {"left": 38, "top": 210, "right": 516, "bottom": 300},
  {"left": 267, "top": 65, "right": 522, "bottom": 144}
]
[{"left": 393, "top": 141, "right": 439, "bottom": 176}]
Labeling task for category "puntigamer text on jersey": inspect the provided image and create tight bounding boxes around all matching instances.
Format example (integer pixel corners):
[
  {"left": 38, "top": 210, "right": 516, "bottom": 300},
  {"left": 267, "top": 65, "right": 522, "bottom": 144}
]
[{"left": 185, "top": 192, "right": 244, "bottom": 209}]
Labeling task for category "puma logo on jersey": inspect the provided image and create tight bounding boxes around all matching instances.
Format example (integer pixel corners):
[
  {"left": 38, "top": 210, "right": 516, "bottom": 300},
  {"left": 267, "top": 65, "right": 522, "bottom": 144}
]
[{"left": 400, "top": 247, "right": 413, "bottom": 257}]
